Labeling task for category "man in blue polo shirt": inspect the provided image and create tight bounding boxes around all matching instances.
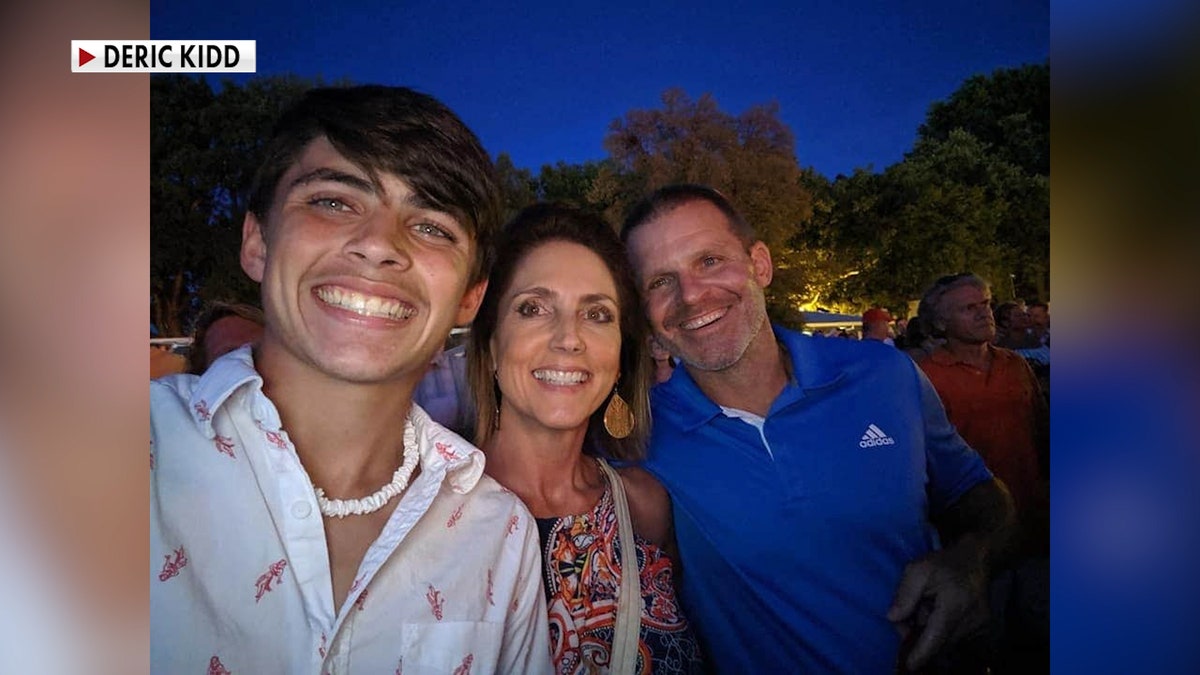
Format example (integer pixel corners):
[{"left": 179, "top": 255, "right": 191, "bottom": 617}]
[{"left": 621, "top": 184, "right": 1015, "bottom": 673}]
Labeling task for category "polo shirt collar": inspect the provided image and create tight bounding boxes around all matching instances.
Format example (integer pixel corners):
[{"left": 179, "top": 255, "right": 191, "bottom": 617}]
[
  {"left": 928, "top": 342, "right": 997, "bottom": 366},
  {"left": 657, "top": 324, "right": 847, "bottom": 431}
]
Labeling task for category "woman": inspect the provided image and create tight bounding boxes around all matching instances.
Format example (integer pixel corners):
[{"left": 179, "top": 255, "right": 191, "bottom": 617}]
[{"left": 468, "top": 204, "right": 702, "bottom": 674}]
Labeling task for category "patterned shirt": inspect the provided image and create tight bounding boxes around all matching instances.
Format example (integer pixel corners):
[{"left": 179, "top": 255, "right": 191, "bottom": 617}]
[
  {"left": 151, "top": 346, "right": 552, "bottom": 675},
  {"left": 535, "top": 477, "right": 702, "bottom": 674}
]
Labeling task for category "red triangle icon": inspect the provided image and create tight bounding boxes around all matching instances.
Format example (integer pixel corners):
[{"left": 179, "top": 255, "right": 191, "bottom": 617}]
[{"left": 79, "top": 48, "right": 95, "bottom": 67}]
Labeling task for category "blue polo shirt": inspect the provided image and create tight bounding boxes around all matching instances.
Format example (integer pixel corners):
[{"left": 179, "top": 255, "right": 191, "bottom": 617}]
[{"left": 645, "top": 326, "right": 992, "bottom": 673}]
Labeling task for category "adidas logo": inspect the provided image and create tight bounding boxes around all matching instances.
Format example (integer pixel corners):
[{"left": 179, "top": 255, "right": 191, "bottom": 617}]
[{"left": 859, "top": 424, "right": 895, "bottom": 448}]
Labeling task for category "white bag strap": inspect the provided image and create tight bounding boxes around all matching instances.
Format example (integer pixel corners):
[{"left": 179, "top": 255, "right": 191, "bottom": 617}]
[{"left": 596, "top": 458, "right": 641, "bottom": 674}]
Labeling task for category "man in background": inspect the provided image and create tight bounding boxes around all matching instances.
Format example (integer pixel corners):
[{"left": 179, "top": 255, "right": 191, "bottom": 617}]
[
  {"left": 187, "top": 301, "right": 265, "bottom": 374},
  {"left": 862, "top": 307, "right": 895, "bottom": 344}
]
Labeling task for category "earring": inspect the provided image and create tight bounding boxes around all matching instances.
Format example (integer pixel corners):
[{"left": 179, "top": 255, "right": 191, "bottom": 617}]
[
  {"left": 603, "top": 387, "right": 635, "bottom": 439},
  {"left": 493, "top": 371, "right": 502, "bottom": 430}
]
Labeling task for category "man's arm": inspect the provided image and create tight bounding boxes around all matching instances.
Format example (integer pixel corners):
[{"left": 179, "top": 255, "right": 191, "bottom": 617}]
[
  {"left": 888, "top": 477, "right": 1016, "bottom": 671},
  {"left": 888, "top": 367, "right": 1018, "bottom": 671}
]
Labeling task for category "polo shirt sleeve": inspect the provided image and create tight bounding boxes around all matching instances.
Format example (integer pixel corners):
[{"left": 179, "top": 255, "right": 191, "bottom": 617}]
[{"left": 915, "top": 366, "right": 994, "bottom": 513}]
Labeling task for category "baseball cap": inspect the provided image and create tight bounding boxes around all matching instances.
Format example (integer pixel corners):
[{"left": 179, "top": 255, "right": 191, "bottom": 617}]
[{"left": 863, "top": 307, "right": 893, "bottom": 324}]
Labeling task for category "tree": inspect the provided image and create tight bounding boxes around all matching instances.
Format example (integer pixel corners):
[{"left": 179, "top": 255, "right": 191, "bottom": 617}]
[
  {"left": 919, "top": 63, "right": 1049, "bottom": 177},
  {"left": 802, "top": 131, "right": 1034, "bottom": 310},
  {"left": 797, "top": 64, "right": 1050, "bottom": 311},
  {"left": 151, "top": 75, "right": 315, "bottom": 335},
  {"left": 604, "top": 89, "right": 813, "bottom": 317},
  {"left": 494, "top": 152, "right": 537, "bottom": 221}
]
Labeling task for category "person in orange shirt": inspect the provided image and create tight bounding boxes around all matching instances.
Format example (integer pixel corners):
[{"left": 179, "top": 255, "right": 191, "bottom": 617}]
[
  {"left": 914, "top": 272, "right": 1048, "bottom": 671},
  {"left": 915, "top": 273, "right": 1047, "bottom": 520}
]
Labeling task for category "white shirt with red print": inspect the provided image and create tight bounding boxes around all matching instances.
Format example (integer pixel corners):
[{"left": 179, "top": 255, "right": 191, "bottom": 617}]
[{"left": 151, "top": 346, "right": 551, "bottom": 675}]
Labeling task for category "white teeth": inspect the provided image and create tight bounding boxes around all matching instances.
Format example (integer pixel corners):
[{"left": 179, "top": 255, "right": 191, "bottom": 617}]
[
  {"left": 681, "top": 309, "right": 725, "bottom": 330},
  {"left": 533, "top": 369, "right": 589, "bottom": 385},
  {"left": 316, "top": 287, "right": 414, "bottom": 320}
]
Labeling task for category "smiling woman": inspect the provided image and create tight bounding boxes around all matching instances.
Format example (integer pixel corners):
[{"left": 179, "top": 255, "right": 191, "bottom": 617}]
[{"left": 468, "top": 203, "right": 703, "bottom": 674}]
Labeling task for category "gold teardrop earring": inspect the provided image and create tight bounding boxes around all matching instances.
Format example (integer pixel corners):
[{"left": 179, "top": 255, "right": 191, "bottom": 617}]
[
  {"left": 603, "top": 386, "right": 635, "bottom": 439},
  {"left": 492, "top": 370, "right": 502, "bottom": 430}
]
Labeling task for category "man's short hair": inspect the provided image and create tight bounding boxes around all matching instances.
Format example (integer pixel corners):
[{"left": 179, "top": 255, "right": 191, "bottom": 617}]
[
  {"left": 993, "top": 301, "right": 1025, "bottom": 330},
  {"left": 189, "top": 301, "right": 264, "bottom": 375},
  {"left": 917, "top": 272, "right": 990, "bottom": 337},
  {"left": 246, "top": 85, "right": 502, "bottom": 283},
  {"left": 620, "top": 184, "right": 756, "bottom": 248}
]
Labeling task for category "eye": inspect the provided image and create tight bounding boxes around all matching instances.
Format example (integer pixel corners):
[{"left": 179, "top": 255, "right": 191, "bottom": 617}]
[
  {"left": 309, "top": 196, "right": 354, "bottom": 213},
  {"left": 701, "top": 256, "right": 719, "bottom": 267},
  {"left": 516, "top": 300, "right": 546, "bottom": 318},
  {"left": 647, "top": 276, "right": 670, "bottom": 291},
  {"left": 584, "top": 306, "right": 614, "bottom": 323},
  {"left": 413, "top": 221, "right": 455, "bottom": 241}
]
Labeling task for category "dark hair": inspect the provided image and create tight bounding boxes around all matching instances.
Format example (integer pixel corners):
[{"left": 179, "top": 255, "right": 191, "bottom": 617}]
[
  {"left": 188, "top": 301, "right": 264, "bottom": 374},
  {"left": 246, "top": 85, "right": 502, "bottom": 283},
  {"left": 917, "top": 272, "right": 990, "bottom": 337},
  {"left": 620, "top": 183, "right": 756, "bottom": 248},
  {"left": 468, "top": 203, "right": 651, "bottom": 461},
  {"left": 993, "top": 301, "right": 1024, "bottom": 330}
]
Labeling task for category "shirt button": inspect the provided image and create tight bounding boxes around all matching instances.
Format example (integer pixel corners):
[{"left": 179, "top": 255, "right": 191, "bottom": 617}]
[{"left": 291, "top": 501, "right": 312, "bottom": 519}]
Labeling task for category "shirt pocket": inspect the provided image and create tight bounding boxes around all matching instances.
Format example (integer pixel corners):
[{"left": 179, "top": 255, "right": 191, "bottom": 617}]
[{"left": 399, "top": 621, "right": 503, "bottom": 675}]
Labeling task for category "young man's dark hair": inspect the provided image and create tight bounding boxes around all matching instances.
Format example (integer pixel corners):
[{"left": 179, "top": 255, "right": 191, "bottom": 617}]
[{"left": 246, "top": 85, "right": 502, "bottom": 283}]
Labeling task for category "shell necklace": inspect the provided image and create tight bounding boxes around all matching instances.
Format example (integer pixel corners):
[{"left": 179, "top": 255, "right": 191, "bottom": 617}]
[{"left": 312, "top": 416, "right": 419, "bottom": 518}]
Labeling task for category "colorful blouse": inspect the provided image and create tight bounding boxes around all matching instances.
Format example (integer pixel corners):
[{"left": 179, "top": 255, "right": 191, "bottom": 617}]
[{"left": 535, "top": 480, "right": 703, "bottom": 674}]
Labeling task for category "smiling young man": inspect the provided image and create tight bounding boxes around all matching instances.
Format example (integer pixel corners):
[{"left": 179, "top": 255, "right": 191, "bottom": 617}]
[
  {"left": 621, "top": 184, "right": 1016, "bottom": 673},
  {"left": 150, "top": 86, "right": 551, "bottom": 674}
]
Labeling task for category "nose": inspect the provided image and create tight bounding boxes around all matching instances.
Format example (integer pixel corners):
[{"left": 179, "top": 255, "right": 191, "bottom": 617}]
[
  {"left": 344, "top": 213, "right": 412, "bottom": 269},
  {"left": 675, "top": 271, "right": 706, "bottom": 306},
  {"left": 549, "top": 315, "right": 585, "bottom": 353}
]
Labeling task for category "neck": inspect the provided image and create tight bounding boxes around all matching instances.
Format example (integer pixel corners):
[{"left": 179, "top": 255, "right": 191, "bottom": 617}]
[
  {"left": 687, "top": 323, "right": 788, "bottom": 417},
  {"left": 483, "top": 414, "right": 601, "bottom": 518},
  {"left": 943, "top": 338, "right": 991, "bottom": 368},
  {"left": 254, "top": 343, "right": 418, "bottom": 496}
]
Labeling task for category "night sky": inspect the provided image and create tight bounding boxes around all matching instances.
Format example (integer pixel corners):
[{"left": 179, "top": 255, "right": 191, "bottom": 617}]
[{"left": 151, "top": 0, "right": 1048, "bottom": 178}]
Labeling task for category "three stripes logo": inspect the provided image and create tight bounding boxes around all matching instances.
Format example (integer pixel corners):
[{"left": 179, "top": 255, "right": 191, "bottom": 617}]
[{"left": 859, "top": 424, "right": 895, "bottom": 448}]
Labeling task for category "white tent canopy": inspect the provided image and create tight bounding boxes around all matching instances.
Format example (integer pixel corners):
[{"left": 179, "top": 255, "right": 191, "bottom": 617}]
[{"left": 800, "top": 311, "right": 862, "bottom": 330}]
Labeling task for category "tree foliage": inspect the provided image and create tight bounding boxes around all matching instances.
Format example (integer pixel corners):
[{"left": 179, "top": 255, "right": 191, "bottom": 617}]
[
  {"left": 798, "top": 64, "right": 1050, "bottom": 312},
  {"left": 604, "top": 89, "right": 814, "bottom": 317},
  {"left": 919, "top": 63, "right": 1049, "bottom": 177},
  {"left": 151, "top": 75, "right": 314, "bottom": 335},
  {"left": 151, "top": 67, "right": 1048, "bottom": 333}
]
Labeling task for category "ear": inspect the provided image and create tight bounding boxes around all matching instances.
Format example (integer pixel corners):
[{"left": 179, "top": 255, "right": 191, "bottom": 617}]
[
  {"left": 454, "top": 278, "right": 488, "bottom": 326},
  {"left": 240, "top": 212, "right": 267, "bottom": 283},
  {"left": 749, "top": 241, "right": 774, "bottom": 288}
]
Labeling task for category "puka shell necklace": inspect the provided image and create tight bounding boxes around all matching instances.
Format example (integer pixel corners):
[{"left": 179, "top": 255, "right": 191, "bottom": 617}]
[{"left": 313, "top": 416, "right": 419, "bottom": 518}]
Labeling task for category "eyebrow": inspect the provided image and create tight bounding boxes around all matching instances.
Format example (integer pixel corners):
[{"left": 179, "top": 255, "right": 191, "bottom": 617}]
[
  {"left": 288, "top": 168, "right": 377, "bottom": 195},
  {"left": 514, "top": 287, "right": 618, "bottom": 305}
]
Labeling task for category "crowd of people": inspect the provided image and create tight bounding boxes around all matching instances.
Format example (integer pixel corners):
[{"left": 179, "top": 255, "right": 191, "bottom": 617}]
[{"left": 151, "top": 85, "right": 1047, "bottom": 673}]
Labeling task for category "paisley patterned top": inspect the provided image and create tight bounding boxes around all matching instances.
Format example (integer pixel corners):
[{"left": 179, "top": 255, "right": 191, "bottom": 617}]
[{"left": 535, "top": 481, "right": 703, "bottom": 674}]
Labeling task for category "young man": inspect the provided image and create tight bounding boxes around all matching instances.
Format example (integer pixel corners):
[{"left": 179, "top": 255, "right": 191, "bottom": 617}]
[
  {"left": 151, "top": 86, "right": 551, "bottom": 674},
  {"left": 621, "top": 184, "right": 1015, "bottom": 673}
]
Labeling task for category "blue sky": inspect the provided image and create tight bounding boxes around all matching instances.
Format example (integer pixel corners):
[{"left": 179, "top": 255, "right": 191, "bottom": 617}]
[{"left": 152, "top": 0, "right": 1048, "bottom": 178}]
